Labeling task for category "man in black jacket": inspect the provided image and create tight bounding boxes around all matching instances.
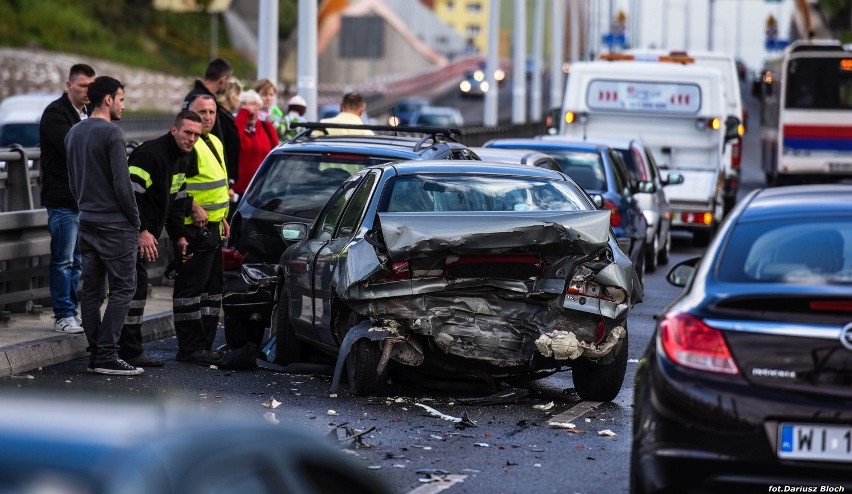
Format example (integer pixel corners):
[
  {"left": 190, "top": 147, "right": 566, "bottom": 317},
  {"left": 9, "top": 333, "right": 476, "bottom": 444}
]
[
  {"left": 182, "top": 58, "right": 240, "bottom": 197},
  {"left": 39, "top": 63, "right": 95, "bottom": 335},
  {"left": 120, "top": 110, "right": 202, "bottom": 368}
]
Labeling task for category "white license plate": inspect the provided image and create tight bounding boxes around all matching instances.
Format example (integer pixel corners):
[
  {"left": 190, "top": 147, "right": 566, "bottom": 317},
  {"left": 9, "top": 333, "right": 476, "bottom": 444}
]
[{"left": 778, "top": 423, "right": 852, "bottom": 462}]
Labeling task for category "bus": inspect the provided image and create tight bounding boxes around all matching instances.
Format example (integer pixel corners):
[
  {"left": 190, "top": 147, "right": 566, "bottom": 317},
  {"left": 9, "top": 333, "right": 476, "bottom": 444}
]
[{"left": 756, "top": 40, "right": 852, "bottom": 185}]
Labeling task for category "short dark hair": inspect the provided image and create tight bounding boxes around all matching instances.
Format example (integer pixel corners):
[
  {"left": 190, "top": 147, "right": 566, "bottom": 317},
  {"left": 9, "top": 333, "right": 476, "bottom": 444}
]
[
  {"left": 87, "top": 76, "right": 124, "bottom": 108},
  {"left": 340, "top": 91, "right": 366, "bottom": 112},
  {"left": 187, "top": 93, "right": 216, "bottom": 107},
  {"left": 204, "top": 58, "right": 233, "bottom": 81},
  {"left": 68, "top": 63, "right": 95, "bottom": 81},
  {"left": 174, "top": 110, "right": 202, "bottom": 128}
]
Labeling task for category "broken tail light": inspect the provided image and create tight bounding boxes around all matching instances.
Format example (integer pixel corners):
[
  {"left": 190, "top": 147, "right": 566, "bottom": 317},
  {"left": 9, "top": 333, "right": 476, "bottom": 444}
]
[
  {"left": 383, "top": 260, "right": 411, "bottom": 282},
  {"left": 566, "top": 280, "right": 627, "bottom": 305},
  {"left": 660, "top": 313, "right": 739, "bottom": 375},
  {"left": 221, "top": 247, "right": 246, "bottom": 272}
]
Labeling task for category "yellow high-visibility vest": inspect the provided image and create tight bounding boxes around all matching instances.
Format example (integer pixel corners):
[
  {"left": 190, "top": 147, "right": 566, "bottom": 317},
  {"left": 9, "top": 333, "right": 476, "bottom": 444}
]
[{"left": 185, "top": 133, "right": 229, "bottom": 224}]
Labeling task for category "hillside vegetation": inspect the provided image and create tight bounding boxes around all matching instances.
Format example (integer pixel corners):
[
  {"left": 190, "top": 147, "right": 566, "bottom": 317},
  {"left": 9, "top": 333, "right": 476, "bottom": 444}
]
[{"left": 0, "top": 0, "right": 275, "bottom": 79}]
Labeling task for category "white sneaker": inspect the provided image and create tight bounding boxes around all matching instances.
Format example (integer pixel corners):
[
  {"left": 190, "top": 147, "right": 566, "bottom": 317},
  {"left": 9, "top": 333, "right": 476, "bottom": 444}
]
[
  {"left": 74, "top": 314, "right": 82, "bottom": 325},
  {"left": 54, "top": 316, "right": 84, "bottom": 334}
]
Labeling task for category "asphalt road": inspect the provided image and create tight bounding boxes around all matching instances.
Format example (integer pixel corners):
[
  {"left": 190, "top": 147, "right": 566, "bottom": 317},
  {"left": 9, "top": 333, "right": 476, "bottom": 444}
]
[{"left": 0, "top": 82, "right": 764, "bottom": 494}]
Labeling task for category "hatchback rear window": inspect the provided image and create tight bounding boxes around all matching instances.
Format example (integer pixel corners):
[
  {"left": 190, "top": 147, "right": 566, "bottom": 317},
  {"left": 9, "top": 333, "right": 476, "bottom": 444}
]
[
  {"left": 243, "top": 152, "right": 387, "bottom": 219},
  {"left": 545, "top": 150, "right": 606, "bottom": 191},
  {"left": 719, "top": 218, "right": 852, "bottom": 284}
]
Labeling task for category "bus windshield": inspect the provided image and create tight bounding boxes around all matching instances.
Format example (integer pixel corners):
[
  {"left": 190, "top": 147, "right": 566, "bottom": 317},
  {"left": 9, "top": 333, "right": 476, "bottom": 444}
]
[{"left": 785, "top": 57, "right": 852, "bottom": 110}]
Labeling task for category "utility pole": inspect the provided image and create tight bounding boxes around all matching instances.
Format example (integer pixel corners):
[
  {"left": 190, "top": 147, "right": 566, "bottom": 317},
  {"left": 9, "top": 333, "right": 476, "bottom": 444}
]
[
  {"left": 297, "top": 0, "right": 318, "bottom": 120},
  {"left": 512, "top": 0, "right": 527, "bottom": 124},
  {"left": 257, "top": 0, "right": 279, "bottom": 85},
  {"left": 549, "top": 0, "right": 564, "bottom": 110},
  {"left": 484, "top": 0, "right": 500, "bottom": 126}
]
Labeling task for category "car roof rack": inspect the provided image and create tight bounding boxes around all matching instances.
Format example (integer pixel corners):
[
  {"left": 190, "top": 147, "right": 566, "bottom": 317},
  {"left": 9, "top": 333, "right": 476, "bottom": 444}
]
[{"left": 291, "top": 122, "right": 462, "bottom": 146}]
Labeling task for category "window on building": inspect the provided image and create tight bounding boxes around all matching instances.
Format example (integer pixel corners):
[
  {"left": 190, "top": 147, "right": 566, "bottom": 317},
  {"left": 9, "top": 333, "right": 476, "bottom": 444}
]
[{"left": 466, "top": 2, "right": 482, "bottom": 14}]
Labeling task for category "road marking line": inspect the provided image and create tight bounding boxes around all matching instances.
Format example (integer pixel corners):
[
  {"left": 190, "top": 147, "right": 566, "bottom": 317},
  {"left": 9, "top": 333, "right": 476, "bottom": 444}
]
[
  {"left": 549, "top": 400, "right": 603, "bottom": 424},
  {"left": 405, "top": 474, "right": 468, "bottom": 494}
]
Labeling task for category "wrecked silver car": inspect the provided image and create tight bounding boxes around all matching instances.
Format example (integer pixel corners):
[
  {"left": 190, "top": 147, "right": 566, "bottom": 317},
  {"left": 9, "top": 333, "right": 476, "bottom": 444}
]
[{"left": 254, "top": 161, "right": 642, "bottom": 399}]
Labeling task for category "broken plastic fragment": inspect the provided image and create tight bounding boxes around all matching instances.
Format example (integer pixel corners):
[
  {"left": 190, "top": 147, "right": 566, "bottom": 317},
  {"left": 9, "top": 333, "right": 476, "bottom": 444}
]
[
  {"left": 474, "top": 442, "right": 489, "bottom": 447},
  {"left": 263, "top": 412, "right": 279, "bottom": 424},
  {"left": 548, "top": 421, "right": 577, "bottom": 429},
  {"left": 327, "top": 409, "right": 338, "bottom": 416},
  {"left": 414, "top": 403, "right": 478, "bottom": 427},
  {"left": 533, "top": 401, "right": 555, "bottom": 411},
  {"left": 262, "top": 397, "right": 281, "bottom": 409},
  {"left": 598, "top": 429, "right": 617, "bottom": 437}
]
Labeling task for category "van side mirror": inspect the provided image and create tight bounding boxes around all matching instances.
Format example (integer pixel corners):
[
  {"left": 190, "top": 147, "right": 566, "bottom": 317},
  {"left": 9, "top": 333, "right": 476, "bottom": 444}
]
[{"left": 661, "top": 172, "right": 684, "bottom": 186}]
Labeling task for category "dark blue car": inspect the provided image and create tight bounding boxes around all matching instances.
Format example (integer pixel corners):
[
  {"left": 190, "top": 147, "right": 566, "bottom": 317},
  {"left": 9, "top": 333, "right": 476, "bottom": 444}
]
[{"left": 484, "top": 137, "right": 648, "bottom": 280}]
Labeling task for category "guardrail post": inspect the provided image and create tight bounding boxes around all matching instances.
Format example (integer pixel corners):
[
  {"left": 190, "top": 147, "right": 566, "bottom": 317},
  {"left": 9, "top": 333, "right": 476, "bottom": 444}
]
[{"left": 6, "top": 145, "right": 35, "bottom": 212}]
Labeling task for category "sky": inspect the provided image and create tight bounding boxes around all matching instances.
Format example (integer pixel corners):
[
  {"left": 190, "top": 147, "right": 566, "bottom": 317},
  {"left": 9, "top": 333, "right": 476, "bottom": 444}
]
[{"left": 585, "top": 0, "right": 797, "bottom": 74}]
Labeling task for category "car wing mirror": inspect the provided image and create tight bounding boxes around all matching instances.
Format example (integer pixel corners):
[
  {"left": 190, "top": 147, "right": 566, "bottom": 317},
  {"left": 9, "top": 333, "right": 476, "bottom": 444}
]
[
  {"left": 662, "top": 171, "right": 684, "bottom": 186},
  {"left": 637, "top": 180, "right": 656, "bottom": 194},
  {"left": 279, "top": 222, "right": 308, "bottom": 241},
  {"left": 666, "top": 256, "right": 701, "bottom": 287},
  {"left": 590, "top": 193, "right": 604, "bottom": 209}
]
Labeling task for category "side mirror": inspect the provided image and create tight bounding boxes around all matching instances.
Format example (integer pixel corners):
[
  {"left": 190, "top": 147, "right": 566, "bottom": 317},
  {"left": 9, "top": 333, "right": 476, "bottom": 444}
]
[
  {"left": 661, "top": 171, "right": 684, "bottom": 186},
  {"left": 590, "top": 193, "right": 604, "bottom": 209},
  {"left": 279, "top": 222, "right": 308, "bottom": 241},
  {"left": 666, "top": 256, "right": 701, "bottom": 288},
  {"left": 724, "top": 116, "right": 741, "bottom": 142},
  {"left": 636, "top": 180, "right": 656, "bottom": 194}
]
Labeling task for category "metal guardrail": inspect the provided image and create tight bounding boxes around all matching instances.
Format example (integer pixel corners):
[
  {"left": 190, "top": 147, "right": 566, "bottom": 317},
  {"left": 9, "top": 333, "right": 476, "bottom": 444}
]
[{"left": 0, "top": 146, "right": 170, "bottom": 313}]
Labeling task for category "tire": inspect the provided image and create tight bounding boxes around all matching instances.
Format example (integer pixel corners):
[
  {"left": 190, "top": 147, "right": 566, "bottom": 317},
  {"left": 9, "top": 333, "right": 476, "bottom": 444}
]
[
  {"left": 224, "top": 312, "right": 264, "bottom": 350},
  {"left": 274, "top": 284, "right": 303, "bottom": 366},
  {"left": 572, "top": 330, "right": 628, "bottom": 402},
  {"left": 692, "top": 228, "right": 713, "bottom": 247},
  {"left": 346, "top": 339, "right": 385, "bottom": 396},
  {"left": 644, "top": 232, "right": 659, "bottom": 274},
  {"left": 657, "top": 228, "right": 671, "bottom": 266}
]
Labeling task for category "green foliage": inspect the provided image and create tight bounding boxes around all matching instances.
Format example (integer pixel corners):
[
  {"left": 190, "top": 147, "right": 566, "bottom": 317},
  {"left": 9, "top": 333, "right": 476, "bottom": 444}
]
[{"left": 0, "top": 0, "right": 261, "bottom": 79}]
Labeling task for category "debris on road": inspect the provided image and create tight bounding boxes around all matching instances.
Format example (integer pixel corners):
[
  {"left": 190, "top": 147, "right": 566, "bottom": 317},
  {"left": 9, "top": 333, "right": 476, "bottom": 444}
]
[
  {"left": 548, "top": 421, "right": 577, "bottom": 430},
  {"left": 415, "top": 403, "right": 478, "bottom": 428},
  {"left": 455, "top": 387, "right": 530, "bottom": 405},
  {"left": 533, "top": 401, "right": 555, "bottom": 411},
  {"left": 261, "top": 397, "right": 281, "bottom": 409},
  {"left": 598, "top": 429, "right": 617, "bottom": 437},
  {"left": 263, "top": 412, "right": 279, "bottom": 424}
]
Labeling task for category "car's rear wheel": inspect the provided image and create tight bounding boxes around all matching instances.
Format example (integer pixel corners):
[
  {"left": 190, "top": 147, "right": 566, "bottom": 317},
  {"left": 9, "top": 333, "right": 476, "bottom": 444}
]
[
  {"left": 657, "top": 228, "right": 671, "bottom": 266},
  {"left": 224, "top": 313, "right": 265, "bottom": 350},
  {"left": 346, "top": 338, "right": 385, "bottom": 396},
  {"left": 274, "top": 285, "right": 303, "bottom": 366},
  {"left": 572, "top": 330, "right": 628, "bottom": 402},
  {"left": 644, "top": 231, "right": 659, "bottom": 274}
]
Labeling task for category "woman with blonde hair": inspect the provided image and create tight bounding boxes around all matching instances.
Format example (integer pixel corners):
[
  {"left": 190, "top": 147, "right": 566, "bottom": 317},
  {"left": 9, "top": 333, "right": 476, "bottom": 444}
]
[{"left": 253, "top": 79, "right": 282, "bottom": 121}]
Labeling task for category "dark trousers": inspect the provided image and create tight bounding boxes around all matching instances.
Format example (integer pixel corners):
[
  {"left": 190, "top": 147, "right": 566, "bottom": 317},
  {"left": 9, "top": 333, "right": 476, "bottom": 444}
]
[
  {"left": 79, "top": 220, "right": 138, "bottom": 365},
  {"left": 173, "top": 223, "right": 223, "bottom": 354},
  {"left": 118, "top": 259, "right": 149, "bottom": 360}
]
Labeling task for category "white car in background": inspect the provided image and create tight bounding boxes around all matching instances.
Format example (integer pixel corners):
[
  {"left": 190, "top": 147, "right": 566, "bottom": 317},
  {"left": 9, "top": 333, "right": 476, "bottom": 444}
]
[{"left": 0, "top": 93, "right": 57, "bottom": 148}]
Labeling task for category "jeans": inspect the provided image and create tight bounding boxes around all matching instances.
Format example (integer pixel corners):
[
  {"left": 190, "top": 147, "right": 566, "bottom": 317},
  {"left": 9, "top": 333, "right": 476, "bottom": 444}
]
[
  {"left": 47, "top": 207, "right": 82, "bottom": 320},
  {"left": 79, "top": 220, "right": 138, "bottom": 365}
]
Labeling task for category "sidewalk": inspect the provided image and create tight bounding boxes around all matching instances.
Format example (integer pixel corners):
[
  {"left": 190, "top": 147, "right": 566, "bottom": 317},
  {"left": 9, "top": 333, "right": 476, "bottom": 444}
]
[{"left": 0, "top": 286, "right": 175, "bottom": 377}]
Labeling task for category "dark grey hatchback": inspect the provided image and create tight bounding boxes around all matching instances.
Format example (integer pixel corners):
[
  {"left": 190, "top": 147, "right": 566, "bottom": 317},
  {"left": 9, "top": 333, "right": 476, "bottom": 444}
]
[
  {"left": 223, "top": 124, "right": 478, "bottom": 350},
  {"left": 632, "top": 185, "right": 852, "bottom": 493}
]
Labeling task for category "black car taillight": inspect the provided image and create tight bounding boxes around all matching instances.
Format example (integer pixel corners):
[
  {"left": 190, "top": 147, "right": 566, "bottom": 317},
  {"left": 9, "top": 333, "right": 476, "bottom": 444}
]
[
  {"left": 659, "top": 313, "right": 739, "bottom": 375},
  {"left": 222, "top": 247, "right": 246, "bottom": 272}
]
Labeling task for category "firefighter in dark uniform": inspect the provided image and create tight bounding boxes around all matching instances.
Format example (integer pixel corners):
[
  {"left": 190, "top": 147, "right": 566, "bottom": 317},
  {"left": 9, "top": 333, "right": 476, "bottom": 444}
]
[
  {"left": 173, "top": 94, "right": 231, "bottom": 364},
  {"left": 122, "top": 110, "right": 202, "bottom": 367}
]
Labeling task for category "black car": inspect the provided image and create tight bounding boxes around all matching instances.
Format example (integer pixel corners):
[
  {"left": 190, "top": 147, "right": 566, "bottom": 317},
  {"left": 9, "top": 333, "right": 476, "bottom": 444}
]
[
  {"left": 223, "top": 123, "right": 478, "bottom": 350},
  {"left": 260, "top": 161, "right": 642, "bottom": 397},
  {"left": 632, "top": 184, "right": 852, "bottom": 493}
]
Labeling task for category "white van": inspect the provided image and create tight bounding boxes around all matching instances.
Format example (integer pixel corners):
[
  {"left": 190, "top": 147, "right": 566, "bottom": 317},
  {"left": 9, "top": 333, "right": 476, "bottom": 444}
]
[
  {"left": 0, "top": 93, "right": 58, "bottom": 148},
  {"left": 625, "top": 50, "right": 746, "bottom": 214},
  {"left": 559, "top": 59, "right": 739, "bottom": 246}
]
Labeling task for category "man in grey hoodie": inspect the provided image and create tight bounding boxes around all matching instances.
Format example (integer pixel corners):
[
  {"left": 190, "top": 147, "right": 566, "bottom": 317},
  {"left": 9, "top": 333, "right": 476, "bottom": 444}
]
[{"left": 66, "top": 76, "right": 143, "bottom": 376}]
